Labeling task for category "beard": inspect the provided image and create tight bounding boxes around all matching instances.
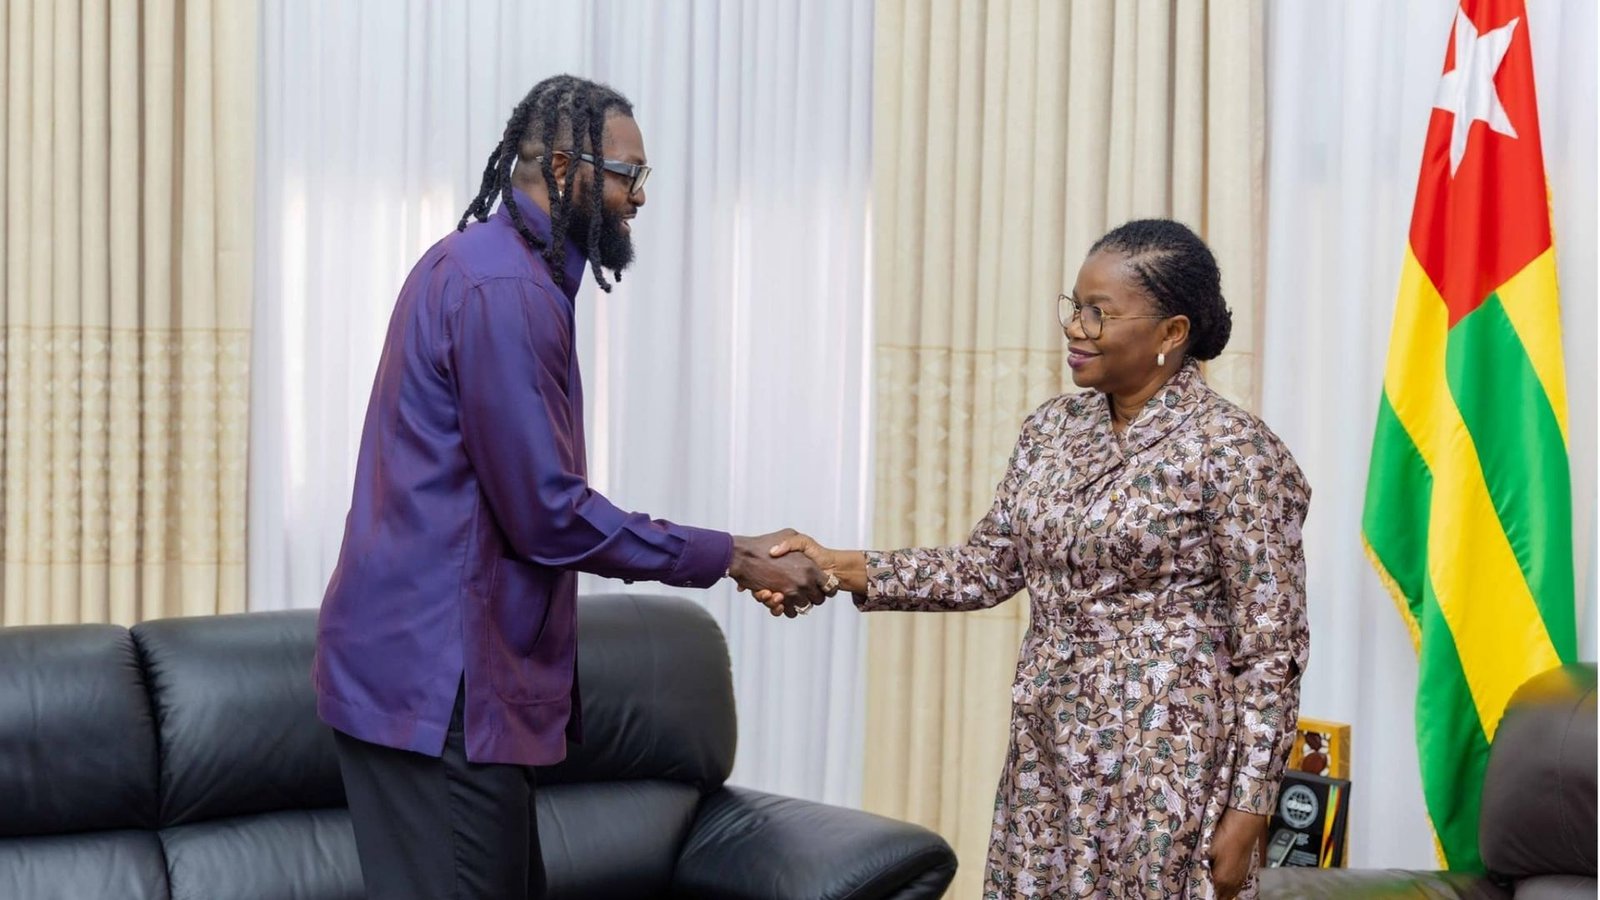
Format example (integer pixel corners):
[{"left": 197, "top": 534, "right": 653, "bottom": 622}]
[{"left": 567, "top": 201, "right": 635, "bottom": 273}]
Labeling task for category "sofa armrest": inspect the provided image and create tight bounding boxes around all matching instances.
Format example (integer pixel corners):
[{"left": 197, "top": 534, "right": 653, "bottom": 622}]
[
  {"left": 1258, "top": 866, "right": 1511, "bottom": 899},
  {"left": 672, "top": 786, "right": 956, "bottom": 900}
]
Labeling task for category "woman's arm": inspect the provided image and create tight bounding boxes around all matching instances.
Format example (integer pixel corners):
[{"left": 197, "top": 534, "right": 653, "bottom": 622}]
[
  {"left": 1208, "top": 429, "right": 1313, "bottom": 815},
  {"left": 753, "top": 402, "right": 1056, "bottom": 615},
  {"left": 1202, "top": 425, "right": 1312, "bottom": 900}
]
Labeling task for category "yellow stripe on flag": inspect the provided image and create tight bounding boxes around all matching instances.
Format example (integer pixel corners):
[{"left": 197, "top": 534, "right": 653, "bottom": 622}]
[
  {"left": 1495, "top": 248, "right": 1569, "bottom": 444},
  {"left": 1383, "top": 249, "right": 1563, "bottom": 741}
]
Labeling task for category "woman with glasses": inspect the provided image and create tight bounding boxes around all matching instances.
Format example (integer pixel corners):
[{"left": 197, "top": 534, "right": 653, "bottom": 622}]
[{"left": 760, "top": 220, "right": 1310, "bottom": 899}]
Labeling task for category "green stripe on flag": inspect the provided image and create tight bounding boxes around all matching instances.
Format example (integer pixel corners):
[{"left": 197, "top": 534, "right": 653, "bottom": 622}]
[
  {"left": 1364, "top": 385, "right": 1494, "bottom": 868},
  {"left": 1416, "top": 577, "right": 1492, "bottom": 871},
  {"left": 1363, "top": 392, "right": 1431, "bottom": 624},
  {"left": 1445, "top": 294, "right": 1578, "bottom": 660}
]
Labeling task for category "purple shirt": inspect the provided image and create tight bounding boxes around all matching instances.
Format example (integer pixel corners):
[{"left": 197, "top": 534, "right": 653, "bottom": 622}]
[{"left": 313, "top": 193, "right": 734, "bottom": 766}]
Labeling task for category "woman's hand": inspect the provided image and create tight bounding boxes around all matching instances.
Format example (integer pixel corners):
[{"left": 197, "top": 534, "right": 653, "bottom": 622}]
[
  {"left": 728, "top": 529, "right": 829, "bottom": 615},
  {"left": 771, "top": 533, "right": 844, "bottom": 572},
  {"left": 742, "top": 534, "right": 867, "bottom": 617},
  {"left": 1208, "top": 808, "right": 1267, "bottom": 899}
]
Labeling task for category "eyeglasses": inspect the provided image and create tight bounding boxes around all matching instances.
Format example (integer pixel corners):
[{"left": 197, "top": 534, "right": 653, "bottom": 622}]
[
  {"left": 1057, "top": 294, "right": 1167, "bottom": 339},
  {"left": 548, "top": 150, "right": 652, "bottom": 196}
]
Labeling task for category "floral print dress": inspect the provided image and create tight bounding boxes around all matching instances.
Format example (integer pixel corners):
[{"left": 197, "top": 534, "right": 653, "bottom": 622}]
[{"left": 857, "top": 362, "right": 1310, "bottom": 899}]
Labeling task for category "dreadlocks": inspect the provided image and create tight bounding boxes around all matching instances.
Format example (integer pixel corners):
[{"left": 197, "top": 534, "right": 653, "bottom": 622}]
[
  {"left": 458, "top": 75, "right": 635, "bottom": 292},
  {"left": 1089, "top": 219, "right": 1233, "bottom": 361}
]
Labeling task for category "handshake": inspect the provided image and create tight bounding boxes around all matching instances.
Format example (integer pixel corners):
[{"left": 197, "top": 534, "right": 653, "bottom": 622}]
[{"left": 727, "top": 529, "right": 845, "bottom": 618}]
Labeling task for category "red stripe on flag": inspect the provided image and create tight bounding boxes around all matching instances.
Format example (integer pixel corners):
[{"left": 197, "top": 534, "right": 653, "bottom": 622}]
[{"left": 1408, "top": 0, "right": 1551, "bottom": 327}]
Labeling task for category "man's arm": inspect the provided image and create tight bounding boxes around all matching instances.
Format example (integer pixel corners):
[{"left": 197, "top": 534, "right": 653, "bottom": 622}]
[{"left": 448, "top": 277, "right": 822, "bottom": 602}]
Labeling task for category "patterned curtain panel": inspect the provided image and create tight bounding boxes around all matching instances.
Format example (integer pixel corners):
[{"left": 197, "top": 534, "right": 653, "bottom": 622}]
[
  {"left": 867, "top": 1, "right": 1265, "bottom": 894},
  {"left": 1, "top": 0, "right": 256, "bottom": 625}
]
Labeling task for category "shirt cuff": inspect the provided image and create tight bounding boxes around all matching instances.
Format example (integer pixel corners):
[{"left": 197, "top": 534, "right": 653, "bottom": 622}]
[
  {"left": 666, "top": 526, "right": 735, "bottom": 589},
  {"left": 1229, "top": 770, "right": 1279, "bottom": 816},
  {"left": 850, "top": 552, "right": 900, "bottom": 611}
]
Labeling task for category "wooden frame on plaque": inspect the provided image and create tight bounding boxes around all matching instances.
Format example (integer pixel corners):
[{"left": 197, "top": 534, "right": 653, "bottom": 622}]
[{"left": 1287, "top": 718, "right": 1351, "bottom": 780}]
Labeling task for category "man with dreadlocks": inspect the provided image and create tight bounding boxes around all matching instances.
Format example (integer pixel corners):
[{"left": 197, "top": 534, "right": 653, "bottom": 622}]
[{"left": 312, "top": 74, "right": 831, "bottom": 899}]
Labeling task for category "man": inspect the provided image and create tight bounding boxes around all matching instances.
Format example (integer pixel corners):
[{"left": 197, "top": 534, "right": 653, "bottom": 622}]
[{"left": 314, "top": 74, "right": 830, "bottom": 900}]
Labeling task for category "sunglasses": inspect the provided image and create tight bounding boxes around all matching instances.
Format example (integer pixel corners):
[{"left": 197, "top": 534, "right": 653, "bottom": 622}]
[{"left": 547, "top": 150, "right": 651, "bottom": 196}]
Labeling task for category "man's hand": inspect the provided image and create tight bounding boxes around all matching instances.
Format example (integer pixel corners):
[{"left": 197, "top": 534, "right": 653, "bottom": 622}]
[
  {"left": 729, "top": 530, "right": 829, "bottom": 617},
  {"left": 1208, "top": 808, "right": 1267, "bottom": 900},
  {"left": 751, "top": 533, "right": 856, "bottom": 617}
]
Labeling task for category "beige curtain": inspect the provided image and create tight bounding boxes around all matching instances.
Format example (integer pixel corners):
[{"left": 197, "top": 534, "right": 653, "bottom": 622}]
[
  {"left": 867, "top": 0, "right": 1264, "bottom": 894},
  {"left": 1, "top": 0, "right": 256, "bottom": 626}
]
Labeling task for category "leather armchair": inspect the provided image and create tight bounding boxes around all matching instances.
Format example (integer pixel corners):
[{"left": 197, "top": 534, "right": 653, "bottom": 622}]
[
  {"left": 1261, "top": 664, "right": 1595, "bottom": 899},
  {"left": 0, "top": 593, "right": 957, "bottom": 899}
]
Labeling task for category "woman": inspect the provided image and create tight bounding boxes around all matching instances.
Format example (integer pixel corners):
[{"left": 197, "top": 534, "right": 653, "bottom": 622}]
[{"left": 762, "top": 220, "right": 1309, "bottom": 899}]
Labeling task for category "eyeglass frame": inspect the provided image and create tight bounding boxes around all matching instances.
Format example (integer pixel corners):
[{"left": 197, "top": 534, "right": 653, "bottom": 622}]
[
  {"left": 542, "top": 150, "right": 652, "bottom": 196},
  {"left": 1057, "top": 293, "right": 1169, "bottom": 339}
]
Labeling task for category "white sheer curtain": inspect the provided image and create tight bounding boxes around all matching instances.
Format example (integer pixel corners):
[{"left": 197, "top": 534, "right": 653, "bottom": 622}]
[
  {"left": 250, "top": 0, "right": 872, "bottom": 807},
  {"left": 1261, "top": 0, "right": 1596, "bottom": 869}
]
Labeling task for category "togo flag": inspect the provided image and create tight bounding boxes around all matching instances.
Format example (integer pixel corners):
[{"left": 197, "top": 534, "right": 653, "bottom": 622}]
[{"left": 1361, "top": 0, "right": 1576, "bottom": 871}]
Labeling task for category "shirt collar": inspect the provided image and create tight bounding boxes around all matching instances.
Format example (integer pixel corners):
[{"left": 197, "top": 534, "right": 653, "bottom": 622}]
[
  {"left": 1115, "top": 358, "right": 1207, "bottom": 449},
  {"left": 494, "top": 188, "right": 590, "bottom": 299}
]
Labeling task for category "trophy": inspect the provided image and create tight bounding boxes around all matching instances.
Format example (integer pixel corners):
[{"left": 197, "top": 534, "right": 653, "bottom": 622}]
[{"left": 1270, "top": 718, "right": 1353, "bottom": 867}]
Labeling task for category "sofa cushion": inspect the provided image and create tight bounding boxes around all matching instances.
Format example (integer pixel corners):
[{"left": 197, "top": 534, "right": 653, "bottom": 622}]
[
  {"left": 537, "top": 779, "right": 701, "bottom": 900},
  {"left": 133, "top": 610, "right": 344, "bottom": 826},
  {"left": 159, "top": 808, "right": 362, "bottom": 900},
  {"left": 538, "top": 593, "right": 736, "bottom": 792},
  {"left": 1480, "top": 664, "right": 1596, "bottom": 880},
  {"left": 0, "top": 830, "right": 169, "bottom": 900},
  {"left": 0, "top": 624, "right": 159, "bottom": 835}
]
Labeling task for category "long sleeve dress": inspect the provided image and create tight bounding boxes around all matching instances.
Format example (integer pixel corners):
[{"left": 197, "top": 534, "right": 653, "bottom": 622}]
[{"left": 856, "top": 361, "right": 1310, "bottom": 899}]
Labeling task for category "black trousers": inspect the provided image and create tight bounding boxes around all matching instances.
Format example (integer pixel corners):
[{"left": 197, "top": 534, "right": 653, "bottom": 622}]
[{"left": 333, "top": 687, "right": 547, "bottom": 900}]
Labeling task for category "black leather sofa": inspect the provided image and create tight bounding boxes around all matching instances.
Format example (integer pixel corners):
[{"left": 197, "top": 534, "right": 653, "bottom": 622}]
[
  {"left": 1261, "top": 664, "right": 1596, "bottom": 899},
  {"left": 0, "top": 592, "right": 957, "bottom": 899}
]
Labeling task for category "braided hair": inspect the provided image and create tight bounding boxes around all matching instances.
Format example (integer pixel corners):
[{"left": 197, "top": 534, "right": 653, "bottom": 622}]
[
  {"left": 458, "top": 75, "right": 635, "bottom": 292},
  {"left": 1089, "top": 219, "right": 1233, "bottom": 361}
]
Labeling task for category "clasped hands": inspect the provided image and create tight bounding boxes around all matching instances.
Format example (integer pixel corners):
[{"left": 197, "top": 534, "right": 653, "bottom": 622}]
[{"left": 729, "top": 530, "right": 839, "bottom": 618}]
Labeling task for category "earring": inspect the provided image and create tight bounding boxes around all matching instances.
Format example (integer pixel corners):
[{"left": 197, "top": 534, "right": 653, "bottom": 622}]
[{"left": 1157, "top": 351, "right": 1166, "bottom": 366}]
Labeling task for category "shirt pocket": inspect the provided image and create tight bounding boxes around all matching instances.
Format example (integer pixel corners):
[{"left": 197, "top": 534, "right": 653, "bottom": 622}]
[{"left": 481, "top": 555, "right": 576, "bottom": 704}]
